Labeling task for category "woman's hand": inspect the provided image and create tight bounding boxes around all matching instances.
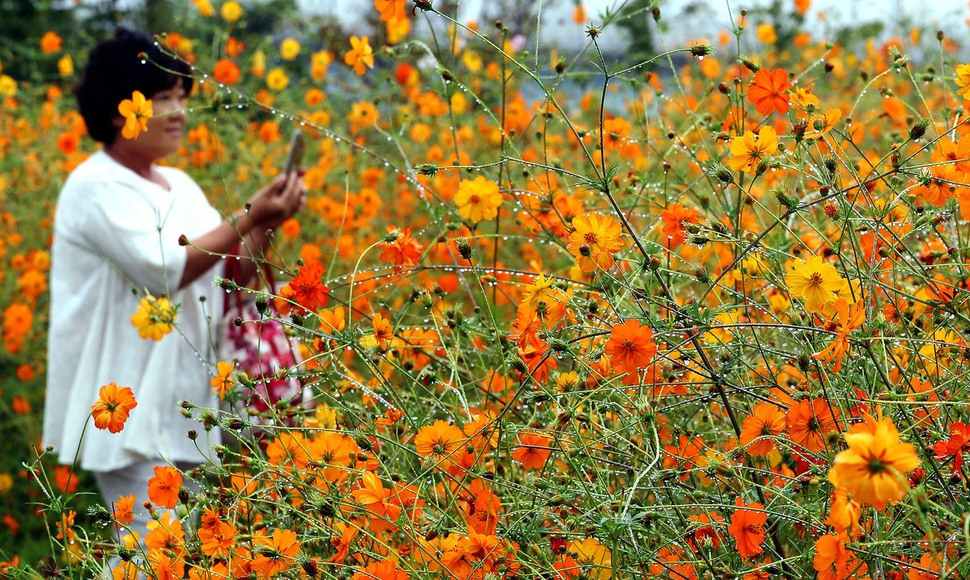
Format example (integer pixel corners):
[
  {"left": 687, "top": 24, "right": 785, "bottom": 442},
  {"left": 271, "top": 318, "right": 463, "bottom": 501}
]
[{"left": 245, "top": 171, "right": 306, "bottom": 231}]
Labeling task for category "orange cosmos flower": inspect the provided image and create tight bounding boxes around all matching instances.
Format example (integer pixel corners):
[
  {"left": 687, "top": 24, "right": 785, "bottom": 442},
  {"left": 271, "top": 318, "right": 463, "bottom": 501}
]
[
  {"left": 57, "top": 131, "right": 79, "bottom": 155},
  {"left": 648, "top": 546, "right": 696, "bottom": 579},
  {"left": 288, "top": 259, "right": 330, "bottom": 312},
  {"left": 825, "top": 489, "right": 862, "bottom": 538},
  {"left": 933, "top": 422, "right": 970, "bottom": 473},
  {"left": 198, "top": 511, "right": 237, "bottom": 558},
  {"left": 351, "top": 471, "right": 401, "bottom": 521},
  {"left": 813, "top": 533, "right": 868, "bottom": 580},
  {"left": 212, "top": 59, "right": 241, "bottom": 85},
  {"left": 605, "top": 319, "right": 657, "bottom": 375},
  {"left": 511, "top": 432, "right": 553, "bottom": 470},
  {"left": 145, "top": 511, "right": 185, "bottom": 553},
  {"left": 380, "top": 227, "right": 424, "bottom": 268},
  {"left": 252, "top": 528, "right": 300, "bottom": 578},
  {"left": 344, "top": 36, "right": 375, "bottom": 76},
  {"left": 375, "top": 0, "right": 406, "bottom": 22},
  {"left": 349, "top": 100, "right": 379, "bottom": 133},
  {"left": 371, "top": 312, "right": 395, "bottom": 349},
  {"left": 572, "top": 4, "right": 587, "bottom": 24},
  {"left": 748, "top": 68, "right": 790, "bottom": 116},
  {"left": 687, "top": 512, "right": 725, "bottom": 551},
  {"left": 148, "top": 549, "right": 184, "bottom": 580},
  {"left": 113, "top": 495, "right": 136, "bottom": 526},
  {"left": 210, "top": 360, "right": 235, "bottom": 399},
  {"left": 915, "top": 166, "right": 961, "bottom": 207},
  {"left": 739, "top": 401, "right": 786, "bottom": 456},
  {"left": 40, "top": 31, "right": 63, "bottom": 54},
  {"left": 814, "top": 298, "right": 865, "bottom": 372},
  {"left": 147, "top": 466, "right": 183, "bottom": 509},
  {"left": 554, "top": 554, "right": 582, "bottom": 578},
  {"left": 660, "top": 203, "right": 700, "bottom": 249},
  {"left": 91, "top": 383, "right": 138, "bottom": 433},
  {"left": 351, "top": 557, "right": 410, "bottom": 580},
  {"left": 414, "top": 420, "right": 465, "bottom": 464},
  {"left": 663, "top": 434, "right": 706, "bottom": 478},
  {"left": 787, "top": 398, "right": 840, "bottom": 453},
  {"left": 828, "top": 414, "right": 920, "bottom": 509},
  {"left": 567, "top": 212, "right": 624, "bottom": 272},
  {"left": 226, "top": 35, "right": 245, "bottom": 57},
  {"left": 308, "top": 431, "right": 358, "bottom": 483},
  {"left": 54, "top": 465, "right": 78, "bottom": 493},
  {"left": 728, "top": 498, "right": 767, "bottom": 559},
  {"left": 118, "top": 90, "right": 153, "bottom": 140}
]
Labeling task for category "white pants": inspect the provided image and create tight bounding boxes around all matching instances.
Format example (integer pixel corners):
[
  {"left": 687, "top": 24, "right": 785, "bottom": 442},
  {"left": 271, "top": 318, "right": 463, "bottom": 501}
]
[{"left": 93, "top": 458, "right": 199, "bottom": 576}]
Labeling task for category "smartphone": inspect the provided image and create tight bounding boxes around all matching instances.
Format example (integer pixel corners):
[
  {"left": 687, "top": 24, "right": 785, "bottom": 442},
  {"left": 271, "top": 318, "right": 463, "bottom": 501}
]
[{"left": 283, "top": 130, "right": 305, "bottom": 178}]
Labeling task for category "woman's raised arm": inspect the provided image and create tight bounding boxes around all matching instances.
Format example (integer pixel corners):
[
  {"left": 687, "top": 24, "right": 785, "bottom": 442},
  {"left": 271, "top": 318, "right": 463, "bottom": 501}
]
[{"left": 177, "top": 171, "right": 305, "bottom": 290}]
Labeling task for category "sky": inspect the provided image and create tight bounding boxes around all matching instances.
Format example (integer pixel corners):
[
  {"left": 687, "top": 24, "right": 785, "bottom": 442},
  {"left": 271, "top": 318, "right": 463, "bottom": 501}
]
[{"left": 294, "top": 0, "right": 970, "bottom": 52}]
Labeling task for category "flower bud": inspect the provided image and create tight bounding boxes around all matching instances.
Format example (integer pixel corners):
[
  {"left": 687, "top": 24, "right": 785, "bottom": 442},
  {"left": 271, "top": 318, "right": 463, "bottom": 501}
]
[
  {"left": 457, "top": 239, "right": 472, "bottom": 259},
  {"left": 690, "top": 44, "right": 711, "bottom": 57},
  {"left": 909, "top": 120, "right": 928, "bottom": 141}
]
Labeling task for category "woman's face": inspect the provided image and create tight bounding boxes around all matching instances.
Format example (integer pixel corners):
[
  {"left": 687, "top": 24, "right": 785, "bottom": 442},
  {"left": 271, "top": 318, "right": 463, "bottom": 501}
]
[{"left": 115, "top": 82, "right": 188, "bottom": 159}]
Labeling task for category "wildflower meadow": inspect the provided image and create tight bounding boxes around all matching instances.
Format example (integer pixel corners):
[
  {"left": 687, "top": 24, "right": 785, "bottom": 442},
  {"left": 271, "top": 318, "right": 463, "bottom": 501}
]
[{"left": 4, "top": 0, "right": 970, "bottom": 577}]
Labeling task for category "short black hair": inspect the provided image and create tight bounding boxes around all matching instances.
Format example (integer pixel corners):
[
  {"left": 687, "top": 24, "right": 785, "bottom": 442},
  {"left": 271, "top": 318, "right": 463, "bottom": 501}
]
[{"left": 75, "top": 27, "right": 194, "bottom": 145}]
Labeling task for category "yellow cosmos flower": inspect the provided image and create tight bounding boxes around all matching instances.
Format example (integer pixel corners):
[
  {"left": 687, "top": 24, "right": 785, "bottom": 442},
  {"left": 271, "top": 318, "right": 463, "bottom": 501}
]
[
  {"left": 311, "top": 50, "right": 333, "bottom": 81},
  {"left": 118, "top": 90, "right": 153, "bottom": 140},
  {"left": 385, "top": 16, "right": 410, "bottom": 45},
  {"left": 251, "top": 49, "right": 266, "bottom": 77},
  {"left": 280, "top": 37, "right": 301, "bottom": 61},
  {"left": 567, "top": 212, "right": 625, "bottom": 272},
  {"left": 462, "top": 50, "right": 483, "bottom": 73},
  {"left": 266, "top": 67, "right": 289, "bottom": 91},
  {"left": 785, "top": 255, "right": 845, "bottom": 314},
  {"left": 727, "top": 125, "right": 778, "bottom": 173},
  {"left": 955, "top": 63, "right": 970, "bottom": 100},
  {"left": 828, "top": 415, "right": 920, "bottom": 509},
  {"left": 567, "top": 538, "right": 612, "bottom": 580},
  {"left": 344, "top": 36, "right": 374, "bottom": 76},
  {"left": 0, "top": 472, "right": 14, "bottom": 494},
  {"left": 221, "top": 0, "right": 243, "bottom": 23},
  {"left": 790, "top": 86, "right": 820, "bottom": 110},
  {"left": 756, "top": 23, "right": 777, "bottom": 44},
  {"left": 130, "top": 294, "right": 177, "bottom": 340},
  {"left": 0, "top": 75, "right": 15, "bottom": 97},
  {"left": 454, "top": 176, "right": 502, "bottom": 223},
  {"left": 304, "top": 404, "right": 337, "bottom": 429},
  {"left": 804, "top": 107, "right": 842, "bottom": 140},
  {"left": 57, "top": 54, "right": 74, "bottom": 77},
  {"left": 193, "top": 0, "right": 214, "bottom": 16},
  {"left": 518, "top": 274, "right": 569, "bottom": 322}
]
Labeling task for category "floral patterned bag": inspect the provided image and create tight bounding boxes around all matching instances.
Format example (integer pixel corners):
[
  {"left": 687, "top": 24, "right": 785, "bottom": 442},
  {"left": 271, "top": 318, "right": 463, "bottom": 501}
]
[{"left": 220, "top": 243, "right": 309, "bottom": 426}]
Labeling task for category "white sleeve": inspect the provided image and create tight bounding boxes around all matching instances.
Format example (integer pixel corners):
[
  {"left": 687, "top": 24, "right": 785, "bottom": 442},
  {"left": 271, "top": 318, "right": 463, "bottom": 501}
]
[{"left": 79, "top": 180, "right": 187, "bottom": 296}]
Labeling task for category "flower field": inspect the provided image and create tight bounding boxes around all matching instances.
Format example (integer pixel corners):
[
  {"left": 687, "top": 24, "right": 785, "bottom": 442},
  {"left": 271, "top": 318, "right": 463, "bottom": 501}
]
[{"left": 4, "top": 0, "right": 970, "bottom": 577}]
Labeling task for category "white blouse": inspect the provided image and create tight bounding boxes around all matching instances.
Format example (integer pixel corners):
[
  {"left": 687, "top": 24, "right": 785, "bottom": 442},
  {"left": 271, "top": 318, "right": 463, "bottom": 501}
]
[{"left": 43, "top": 149, "right": 225, "bottom": 472}]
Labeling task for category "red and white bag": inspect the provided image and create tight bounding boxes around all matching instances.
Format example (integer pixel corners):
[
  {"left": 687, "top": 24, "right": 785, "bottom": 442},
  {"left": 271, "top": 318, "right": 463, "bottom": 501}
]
[{"left": 220, "top": 244, "right": 311, "bottom": 426}]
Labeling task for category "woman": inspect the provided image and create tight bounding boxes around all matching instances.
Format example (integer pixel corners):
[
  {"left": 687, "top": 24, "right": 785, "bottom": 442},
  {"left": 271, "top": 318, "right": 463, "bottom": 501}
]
[{"left": 41, "top": 28, "right": 305, "bottom": 545}]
